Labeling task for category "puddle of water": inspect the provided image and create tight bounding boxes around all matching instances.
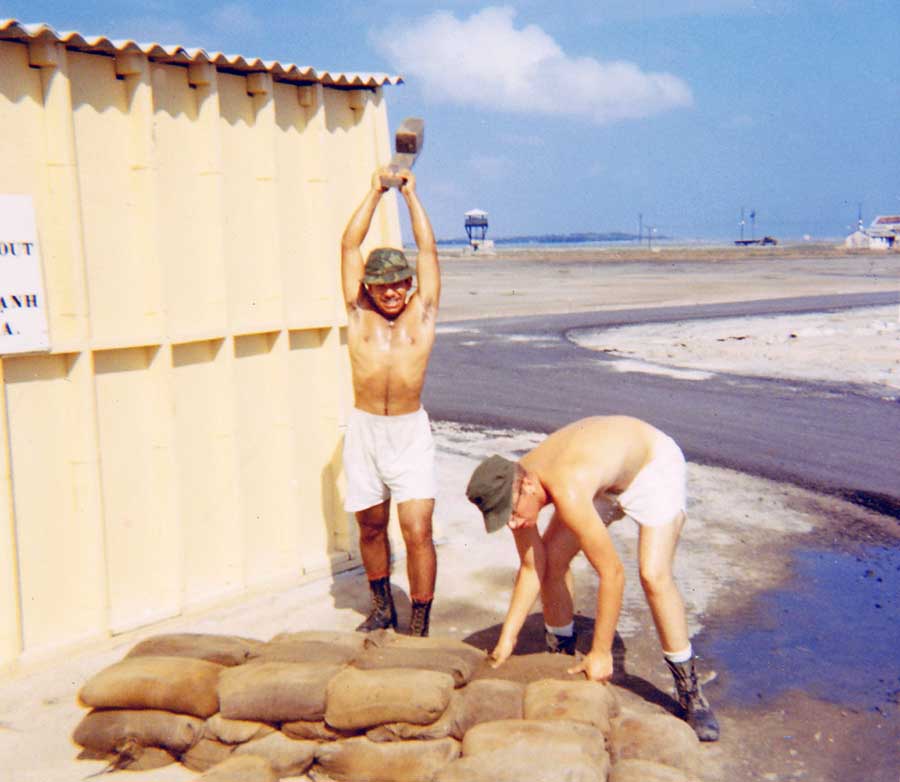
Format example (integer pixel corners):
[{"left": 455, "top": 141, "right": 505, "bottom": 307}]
[{"left": 704, "top": 544, "right": 900, "bottom": 712}]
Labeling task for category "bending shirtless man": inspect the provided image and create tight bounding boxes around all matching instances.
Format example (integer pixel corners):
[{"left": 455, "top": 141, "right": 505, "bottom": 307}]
[
  {"left": 465, "top": 415, "right": 719, "bottom": 740},
  {"left": 340, "top": 166, "right": 439, "bottom": 636}
]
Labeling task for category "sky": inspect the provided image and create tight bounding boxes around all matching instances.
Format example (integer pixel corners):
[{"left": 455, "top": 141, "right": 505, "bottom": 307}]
[{"left": 3, "top": 1, "right": 899, "bottom": 241}]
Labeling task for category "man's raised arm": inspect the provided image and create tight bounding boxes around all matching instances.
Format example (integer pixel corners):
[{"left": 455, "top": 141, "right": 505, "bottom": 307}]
[
  {"left": 399, "top": 172, "right": 439, "bottom": 315},
  {"left": 340, "top": 169, "right": 389, "bottom": 310}
]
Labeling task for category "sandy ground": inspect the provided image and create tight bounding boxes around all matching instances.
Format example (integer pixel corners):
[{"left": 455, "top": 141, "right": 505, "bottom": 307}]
[{"left": 1, "top": 244, "right": 898, "bottom": 782}]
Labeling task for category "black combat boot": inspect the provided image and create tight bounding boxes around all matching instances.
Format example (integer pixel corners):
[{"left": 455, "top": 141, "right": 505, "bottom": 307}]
[
  {"left": 356, "top": 576, "right": 397, "bottom": 632},
  {"left": 408, "top": 599, "right": 433, "bottom": 637},
  {"left": 666, "top": 657, "right": 720, "bottom": 741},
  {"left": 545, "top": 630, "right": 577, "bottom": 655}
]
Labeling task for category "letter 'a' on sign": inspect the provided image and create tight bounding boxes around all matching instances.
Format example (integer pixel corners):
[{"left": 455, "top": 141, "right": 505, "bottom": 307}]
[{"left": 0, "top": 195, "right": 50, "bottom": 355}]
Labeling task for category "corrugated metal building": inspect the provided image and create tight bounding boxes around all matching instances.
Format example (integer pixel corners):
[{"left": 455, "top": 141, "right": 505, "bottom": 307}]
[{"left": 0, "top": 19, "right": 403, "bottom": 672}]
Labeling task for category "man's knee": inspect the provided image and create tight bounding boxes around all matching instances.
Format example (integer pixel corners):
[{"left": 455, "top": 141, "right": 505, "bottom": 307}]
[{"left": 639, "top": 562, "right": 675, "bottom": 598}]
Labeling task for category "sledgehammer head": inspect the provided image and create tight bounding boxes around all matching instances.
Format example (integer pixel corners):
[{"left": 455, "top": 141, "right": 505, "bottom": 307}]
[{"left": 380, "top": 117, "right": 425, "bottom": 188}]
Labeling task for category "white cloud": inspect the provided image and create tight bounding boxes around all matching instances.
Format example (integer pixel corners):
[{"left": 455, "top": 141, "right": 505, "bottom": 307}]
[
  {"left": 211, "top": 3, "right": 263, "bottom": 39},
  {"left": 372, "top": 6, "right": 693, "bottom": 124}
]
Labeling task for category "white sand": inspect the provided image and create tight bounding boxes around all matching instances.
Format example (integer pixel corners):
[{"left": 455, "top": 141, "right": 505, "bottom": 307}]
[{"left": 568, "top": 304, "right": 900, "bottom": 393}]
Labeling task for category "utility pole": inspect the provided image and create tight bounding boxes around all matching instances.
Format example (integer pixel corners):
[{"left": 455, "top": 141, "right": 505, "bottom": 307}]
[
  {"left": 637, "top": 213, "right": 643, "bottom": 243},
  {"left": 739, "top": 207, "right": 745, "bottom": 241}
]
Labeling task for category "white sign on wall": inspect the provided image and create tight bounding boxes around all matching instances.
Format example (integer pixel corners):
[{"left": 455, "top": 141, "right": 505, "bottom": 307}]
[{"left": 0, "top": 194, "right": 50, "bottom": 355}]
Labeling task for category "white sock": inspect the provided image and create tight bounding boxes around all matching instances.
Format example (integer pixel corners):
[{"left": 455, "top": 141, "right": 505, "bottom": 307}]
[
  {"left": 663, "top": 644, "right": 693, "bottom": 664},
  {"left": 545, "top": 621, "right": 574, "bottom": 637}
]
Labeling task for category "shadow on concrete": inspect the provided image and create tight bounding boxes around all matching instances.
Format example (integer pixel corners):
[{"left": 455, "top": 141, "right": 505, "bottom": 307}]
[{"left": 462, "top": 612, "right": 679, "bottom": 716}]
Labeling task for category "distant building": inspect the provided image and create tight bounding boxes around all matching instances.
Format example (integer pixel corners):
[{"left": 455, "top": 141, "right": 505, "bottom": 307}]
[
  {"left": 464, "top": 209, "right": 494, "bottom": 253},
  {"left": 845, "top": 215, "right": 899, "bottom": 249}
]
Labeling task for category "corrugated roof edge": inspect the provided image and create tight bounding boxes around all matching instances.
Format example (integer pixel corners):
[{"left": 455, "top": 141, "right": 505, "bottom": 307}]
[{"left": 0, "top": 18, "right": 403, "bottom": 88}]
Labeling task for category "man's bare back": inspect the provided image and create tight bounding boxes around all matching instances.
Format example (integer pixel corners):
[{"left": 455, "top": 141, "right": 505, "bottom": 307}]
[{"left": 521, "top": 415, "right": 661, "bottom": 501}]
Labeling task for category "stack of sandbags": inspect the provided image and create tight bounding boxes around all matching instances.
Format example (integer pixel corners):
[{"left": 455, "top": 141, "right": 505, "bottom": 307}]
[
  {"left": 72, "top": 630, "right": 708, "bottom": 782},
  {"left": 74, "top": 633, "right": 256, "bottom": 771}
]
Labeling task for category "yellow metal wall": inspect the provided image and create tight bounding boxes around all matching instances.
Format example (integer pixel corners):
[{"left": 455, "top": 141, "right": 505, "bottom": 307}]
[{"left": 0, "top": 39, "right": 401, "bottom": 670}]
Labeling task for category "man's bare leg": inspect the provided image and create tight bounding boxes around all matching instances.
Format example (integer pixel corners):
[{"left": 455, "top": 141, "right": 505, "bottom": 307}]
[
  {"left": 637, "top": 512, "right": 688, "bottom": 652},
  {"left": 541, "top": 513, "right": 581, "bottom": 653},
  {"left": 355, "top": 500, "right": 397, "bottom": 631},
  {"left": 639, "top": 512, "right": 719, "bottom": 741},
  {"left": 397, "top": 498, "right": 436, "bottom": 635}
]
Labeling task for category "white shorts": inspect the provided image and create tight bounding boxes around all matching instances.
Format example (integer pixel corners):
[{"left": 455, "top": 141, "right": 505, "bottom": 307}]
[
  {"left": 342, "top": 407, "right": 437, "bottom": 513},
  {"left": 614, "top": 431, "right": 687, "bottom": 528}
]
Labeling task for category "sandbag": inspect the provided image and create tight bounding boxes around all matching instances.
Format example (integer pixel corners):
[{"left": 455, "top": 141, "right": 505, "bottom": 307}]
[
  {"left": 125, "top": 633, "right": 261, "bottom": 666},
  {"left": 181, "top": 737, "right": 235, "bottom": 772},
  {"left": 325, "top": 667, "right": 455, "bottom": 730},
  {"left": 204, "top": 713, "right": 275, "bottom": 744},
  {"left": 353, "top": 646, "right": 478, "bottom": 688},
  {"left": 248, "top": 638, "right": 360, "bottom": 666},
  {"left": 609, "top": 713, "right": 701, "bottom": 775},
  {"left": 233, "top": 732, "right": 317, "bottom": 777},
  {"left": 451, "top": 678, "right": 524, "bottom": 738},
  {"left": 365, "top": 632, "right": 486, "bottom": 670},
  {"left": 461, "top": 719, "right": 608, "bottom": 767},
  {"left": 610, "top": 758, "right": 703, "bottom": 782},
  {"left": 524, "top": 678, "right": 618, "bottom": 734},
  {"left": 269, "top": 630, "right": 368, "bottom": 651},
  {"left": 281, "top": 719, "right": 360, "bottom": 742},
  {"left": 218, "top": 661, "right": 342, "bottom": 722},
  {"left": 77, "top": 743, "right": 177, "bottom": 771},
  {"left": 367, "top": 679, "right": 525, "bottom": 742},
  {"left": 367, "top": 691, "right": 463, "bottom": 742},
  {"left": 313, "top": 736, "right": 460, "bottom": 782},
  {"left": 471, "top": 652, "right": 584, "bottom": 684},
  {"left": 197, "top": 754, "right": 278, "bottom": 782},
  {"left": 436, "top": 747, "right": 608, "bottom": 782},
  {"left": 78, "top": 656, "right": 223, "bottom": 718},
  {"left": 72, "top": 708, "right": 204, "bottom": 754}
]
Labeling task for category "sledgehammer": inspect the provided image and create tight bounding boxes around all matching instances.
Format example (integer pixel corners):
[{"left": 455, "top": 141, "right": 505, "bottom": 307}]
[{"left": 379, "top": 117, "right": 425, "bottom": 188}]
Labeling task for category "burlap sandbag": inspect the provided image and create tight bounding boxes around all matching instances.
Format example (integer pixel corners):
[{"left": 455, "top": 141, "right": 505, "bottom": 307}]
[
  {"left": 197, "top": 754, "right": 278, "bottom": 782},
  {"left": 269, "top": 630, "right": 369, "bottom": 651},
  {"left": 451, "top": 678, "right": 524, "bottom": 738},
  {"left": 461, "top": 719, "right": 608, "bottom": 767},
  {"left": 435, "top": 746, "right": 607, "bottom": 782},
  {"left": 471, "top": 652, "right": 584, "bottom": 684},
  {"left": 78, "top": 656, "right": 223, "bottom": 718},
  {"left": 181, "top": 737, "right": 235, "bottom": 772},
  {"left": 610, "top": 758, "right": 703, "bottom": 782},
  {"left": 609, "top": 713, "right": 701, "bottom": 775},
  {"left": 73, "top": 708, "right": 204, "bottom": 754},
  {"left": 204, "top": 713, "right": 275, "bottom": 744},
  {"left": 281, "top": 719, "right": 360, "bottom": 741},
  {"left": 77, "top": 743, "right": 177, "bottom": 771},
  {"left": 125, "top": 633, "right": 262, "bottom": 666},
  {"left": 312, "top": 736, "right": 460, "bottom": 782},
  {"left": 247, "top": 639, "right": 360, "bottom": 666},
  {"left": 363, "top": 632, "right": 486, "bottom": 684},
  {"left": 251, "top": 630, "right": 367, "bottom": 665},
  {"left": 325, "top": 667, "right": 455, "bottom": 730},
  {"left": 233, "top": 732, "right": 317, "bottom": 777},
  {"left": 218, "top": 661, "right": 342, "bottom": 722},
  {"left": 353, "top": 646, "right": 479, "bottom": 688},
  {"left": 366, "top": 690, "right": 463, "bottom": 742},
  {"left": 524, "top": 678, "right": 619, "bottom": 734},
  {"left": 367, "top": 679, "right": 525, "bottom": 742}
]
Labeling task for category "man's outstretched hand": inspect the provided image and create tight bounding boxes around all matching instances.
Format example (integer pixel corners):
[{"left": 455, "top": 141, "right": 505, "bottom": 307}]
[{"left": 568, "top": 649, "right": 614, "bottom": 682}]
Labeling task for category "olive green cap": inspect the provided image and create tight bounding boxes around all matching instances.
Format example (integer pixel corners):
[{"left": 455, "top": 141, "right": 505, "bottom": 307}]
[
  {"left": 466, "top": 455, "right": 518, "bottom": 533},
  {"left": 364, "top": 247, "right": 413, "bottom": 285}
]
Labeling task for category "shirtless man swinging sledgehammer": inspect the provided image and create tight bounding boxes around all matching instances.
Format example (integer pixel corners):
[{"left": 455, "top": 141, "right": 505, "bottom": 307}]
[
  {"left": 466, "top": 415, "right": 720, "bottom": 740},
  {"left": 340, "top": 166, "right": 439, "bottom": 636}
]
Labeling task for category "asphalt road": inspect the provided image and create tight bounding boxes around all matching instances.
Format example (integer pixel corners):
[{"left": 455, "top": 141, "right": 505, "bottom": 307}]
[{"left": 424, "top": 291, "right": 900, "bottom": 517}]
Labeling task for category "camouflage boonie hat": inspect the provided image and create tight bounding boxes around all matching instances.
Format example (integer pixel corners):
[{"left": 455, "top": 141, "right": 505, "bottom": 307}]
[{"left": 364, "top": 247, "right": 413, "bottom": 285}]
